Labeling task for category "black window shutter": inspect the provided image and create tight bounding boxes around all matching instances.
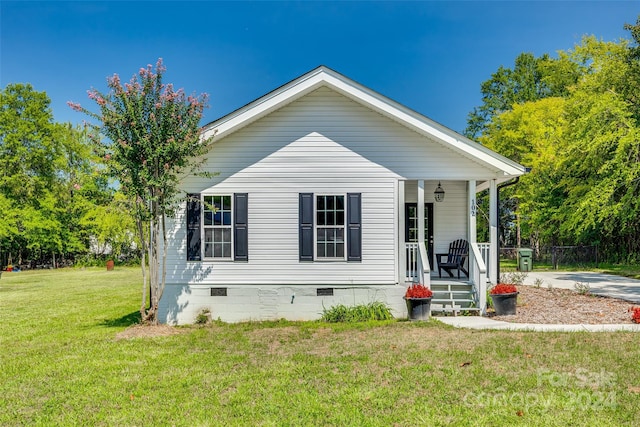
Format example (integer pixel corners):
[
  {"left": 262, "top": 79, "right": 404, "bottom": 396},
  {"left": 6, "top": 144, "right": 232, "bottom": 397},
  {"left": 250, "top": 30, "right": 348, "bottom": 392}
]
[
  {"left": 299, "top": 193, "right": 314, "bottom": 261},
  {"left": 347, "top": 193, "right": 362, "bottom": 261},
  {"left": 234, "top": 193, "right": 248, "bottom": 261},
  {"left": 186, "top": 193, "right": 201, "bottom": 261}
]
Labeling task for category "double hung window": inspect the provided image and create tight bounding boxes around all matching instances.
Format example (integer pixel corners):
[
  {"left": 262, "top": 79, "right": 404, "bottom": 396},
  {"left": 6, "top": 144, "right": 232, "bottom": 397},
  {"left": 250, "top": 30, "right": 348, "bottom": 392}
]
[
  {"left": 203, "top": 195, "right": 232, "bottom": 259},
  {"left": 299, "top": 192, "right": 361, "bottom": 262},
  {"left": 316, "top": 195, "right": 345, "bottom": 259},
  {"left": 187, "top": 193, "right": 248, "bottom": 262}
]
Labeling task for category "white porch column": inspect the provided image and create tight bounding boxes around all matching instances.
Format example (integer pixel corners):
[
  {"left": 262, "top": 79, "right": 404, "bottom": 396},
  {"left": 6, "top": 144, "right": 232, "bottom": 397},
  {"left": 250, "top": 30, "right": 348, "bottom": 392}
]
[
  {"left": 489, "top": 179, "right": 498, "bottom": 284},
  {"left": 398, "top": 180, "right": 405, "bottom": 285},
  {"left": 417, "top": 180, "right": 425, "bottom": 250},
  {"left": 468, "top": 180, "right": 477, "bottom": 278},
  {"left": 417, "top": 180, "right": 429, "bottom": 288}
]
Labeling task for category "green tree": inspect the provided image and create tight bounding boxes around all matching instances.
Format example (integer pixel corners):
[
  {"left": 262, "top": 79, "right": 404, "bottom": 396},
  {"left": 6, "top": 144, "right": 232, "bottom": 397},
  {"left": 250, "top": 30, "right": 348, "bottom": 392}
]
[
  {"left": 466, "top": 52, "right": 582, "bottom": 249},
  {"left": 0, "top": 84, "right": 60, "bottom": 200},
  {"left": 80, "top": 192, "right": 137, "bottom": 260},
  {"left": 0, "top": 84, "right": 64, "bottom": 265},
  {"left": 0, "top": 84, "right": 114, "bottom": 267},
  {"left": 70, "top": 59, "right": 214, "bottom": 323},
  {"left": 480, "top": 97, "right": 567, "bottom": 250},
  {"left": 560, "top": 36, "right": 640, "bottom": 259},
  {"left": 476, "top": 21, "right": 640, "bottom": 262},
  {"left": 465, "top": 52, "right": 581, "bottom": 139}
]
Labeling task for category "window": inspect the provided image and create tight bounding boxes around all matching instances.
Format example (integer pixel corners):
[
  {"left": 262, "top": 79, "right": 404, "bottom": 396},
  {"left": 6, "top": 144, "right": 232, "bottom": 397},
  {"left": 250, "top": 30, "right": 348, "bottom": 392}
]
[
  {"left": 186, "top": 193, "right": 248, "bottom": 262},
  {"left": 316, "top": 195, "right": 345, "bottom": 259},
  {"left": 299, "top": 193, "right": 361, "bottom": 262},
  {"left": 203, "top": 195, "right": 232, "bottom": 259}
]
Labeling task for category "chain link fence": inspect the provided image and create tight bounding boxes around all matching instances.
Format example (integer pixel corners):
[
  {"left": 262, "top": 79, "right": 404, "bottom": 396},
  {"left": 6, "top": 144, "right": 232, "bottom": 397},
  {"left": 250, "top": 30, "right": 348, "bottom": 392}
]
[{"left": 501, "top": 245, "right": 598, "bottom": 269}]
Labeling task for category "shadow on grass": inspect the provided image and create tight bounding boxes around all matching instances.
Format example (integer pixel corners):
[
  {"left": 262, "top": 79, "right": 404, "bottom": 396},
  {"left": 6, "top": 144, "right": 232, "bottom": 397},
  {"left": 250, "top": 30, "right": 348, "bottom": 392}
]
[{"left": 101, "top": 310, "right": 142, "bottom": 327}]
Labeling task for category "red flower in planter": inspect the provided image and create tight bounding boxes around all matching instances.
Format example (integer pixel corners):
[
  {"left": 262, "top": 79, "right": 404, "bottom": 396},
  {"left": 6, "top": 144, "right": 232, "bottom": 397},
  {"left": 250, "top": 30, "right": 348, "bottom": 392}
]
[
  {"left": 490, "top": 284, "right": 518, "bottom": 295},
  {"left": 629, "top": 307, "right": 640, "bottom": 324},
  {"left": 405, "top": 284, "right": 433, "bottom": 299}
]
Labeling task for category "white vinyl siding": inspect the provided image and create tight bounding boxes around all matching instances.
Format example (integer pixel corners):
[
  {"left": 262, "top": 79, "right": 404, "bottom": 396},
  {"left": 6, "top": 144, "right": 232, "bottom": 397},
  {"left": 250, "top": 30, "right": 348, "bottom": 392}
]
[{"left": 165, "top": 87, "right": 486, "bottom": 286}]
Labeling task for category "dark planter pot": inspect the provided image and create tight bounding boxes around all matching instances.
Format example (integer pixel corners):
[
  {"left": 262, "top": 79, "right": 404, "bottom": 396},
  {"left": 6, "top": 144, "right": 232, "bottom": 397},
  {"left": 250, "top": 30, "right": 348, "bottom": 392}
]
[
  {"left": 491, "top": 292, "right": 519, "bottom": 315},
  {"left": 405, "top": 297, "right": 432, "bottom": 321}
]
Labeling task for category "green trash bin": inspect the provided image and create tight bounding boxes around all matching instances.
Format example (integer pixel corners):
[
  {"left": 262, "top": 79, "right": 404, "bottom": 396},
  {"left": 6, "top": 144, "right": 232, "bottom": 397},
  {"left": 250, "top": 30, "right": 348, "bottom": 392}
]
[{"left": 517, "top": 248, "right": 533, "bottom": 272}]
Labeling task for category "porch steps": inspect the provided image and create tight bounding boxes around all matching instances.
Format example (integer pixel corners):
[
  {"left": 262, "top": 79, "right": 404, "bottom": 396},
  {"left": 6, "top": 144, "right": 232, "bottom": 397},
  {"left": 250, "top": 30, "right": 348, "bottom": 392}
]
[{"left": 430, "top": 281, "right": 480, "bottom": 315}]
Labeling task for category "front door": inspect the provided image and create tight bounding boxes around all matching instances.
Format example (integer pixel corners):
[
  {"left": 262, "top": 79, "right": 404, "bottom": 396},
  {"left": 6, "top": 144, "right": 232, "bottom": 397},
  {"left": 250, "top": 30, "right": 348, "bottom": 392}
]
[{"left": 405, "top": 203, "right": 434, "bottom": 268}]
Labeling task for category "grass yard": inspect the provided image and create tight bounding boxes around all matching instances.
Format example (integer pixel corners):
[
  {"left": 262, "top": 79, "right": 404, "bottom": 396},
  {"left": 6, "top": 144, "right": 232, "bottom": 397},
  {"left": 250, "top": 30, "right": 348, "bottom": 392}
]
[{"left": 1, "top": 268, "right": 640, "bottom": 426}]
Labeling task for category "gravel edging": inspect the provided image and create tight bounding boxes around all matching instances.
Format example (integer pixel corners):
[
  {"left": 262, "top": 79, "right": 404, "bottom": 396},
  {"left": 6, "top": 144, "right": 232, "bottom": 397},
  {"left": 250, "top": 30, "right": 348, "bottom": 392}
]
[{"left": 488, "top": 285, "right": 637, "bottom": 324}]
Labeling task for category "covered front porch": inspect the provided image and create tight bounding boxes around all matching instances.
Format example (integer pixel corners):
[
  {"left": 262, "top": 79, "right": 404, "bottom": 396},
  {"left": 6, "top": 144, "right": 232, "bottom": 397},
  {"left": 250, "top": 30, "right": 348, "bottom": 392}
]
[{"left": 399, "top": 179, "right": 503, "bottom": 314}]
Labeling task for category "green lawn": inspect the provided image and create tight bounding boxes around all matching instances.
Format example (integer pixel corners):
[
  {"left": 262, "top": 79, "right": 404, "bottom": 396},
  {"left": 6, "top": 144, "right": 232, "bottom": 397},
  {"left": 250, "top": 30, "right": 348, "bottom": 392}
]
[{"left": 1, "top": 268, "right": 640, "bottom": 426}]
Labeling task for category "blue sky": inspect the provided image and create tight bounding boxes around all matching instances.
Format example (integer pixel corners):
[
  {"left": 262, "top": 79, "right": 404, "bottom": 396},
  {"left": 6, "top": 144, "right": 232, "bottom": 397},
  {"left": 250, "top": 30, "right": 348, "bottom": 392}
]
[{"left": 1, "top": 1, "right": 637, "bottom": 134}]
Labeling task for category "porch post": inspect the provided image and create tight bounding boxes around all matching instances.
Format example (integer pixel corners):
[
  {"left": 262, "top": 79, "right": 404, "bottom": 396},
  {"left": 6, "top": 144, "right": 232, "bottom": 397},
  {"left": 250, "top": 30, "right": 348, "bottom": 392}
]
[
  {"left": 489, "top": 179, "right": 498, "bottom": 284},
  {"left": 468, "top": 180, "right": 476, "bottom": 278},
  {"left": 417, "top": 180, "right": 428, "bottom": 287},
  {"left": 398, "top": 180, "right": 405, "bottom": 285},
  {"left": 417, "top": 180, "right": 425, "bottom": 250}
]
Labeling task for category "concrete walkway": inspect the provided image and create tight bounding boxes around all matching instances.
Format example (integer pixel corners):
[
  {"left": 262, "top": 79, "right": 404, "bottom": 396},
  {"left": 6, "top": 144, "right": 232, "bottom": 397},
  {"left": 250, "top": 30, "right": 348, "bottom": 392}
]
[{"left": 435, "top": 271, "right": 640, "bottom": 332}]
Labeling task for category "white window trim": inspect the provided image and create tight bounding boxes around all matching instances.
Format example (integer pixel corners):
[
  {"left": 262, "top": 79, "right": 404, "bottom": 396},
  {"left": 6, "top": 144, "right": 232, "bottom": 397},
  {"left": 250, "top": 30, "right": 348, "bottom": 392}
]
[
  {"left": 314, "top": 193, "right": 347, "bottom": 261},
  {"left": 201, "top": 194, "right": 234, "bottom": 261}
]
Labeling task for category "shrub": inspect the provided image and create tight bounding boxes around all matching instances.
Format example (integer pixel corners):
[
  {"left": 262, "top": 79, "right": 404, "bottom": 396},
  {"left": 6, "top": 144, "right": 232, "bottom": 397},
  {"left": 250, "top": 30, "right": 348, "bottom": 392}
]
[
  {"left": 320, "top": 302, "right": 393, "bottom": 323},
  {"left": 194, "top": 308, "right": 211, "bottom": 325},
  {"left": 574, "top": 282, "right": 591, "bottom": 295},
  {"left": 629, "top": 307, "right": 640, "bottom": 324},
  {"left": 499, "top": 271, "right": 528, "bottom": 286}
]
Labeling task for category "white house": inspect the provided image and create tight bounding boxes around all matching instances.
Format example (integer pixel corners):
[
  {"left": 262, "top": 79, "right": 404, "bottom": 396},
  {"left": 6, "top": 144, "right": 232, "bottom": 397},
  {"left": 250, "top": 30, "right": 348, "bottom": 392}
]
[{"left": 158, "top": 66, "right": 526, "bottom": 324}]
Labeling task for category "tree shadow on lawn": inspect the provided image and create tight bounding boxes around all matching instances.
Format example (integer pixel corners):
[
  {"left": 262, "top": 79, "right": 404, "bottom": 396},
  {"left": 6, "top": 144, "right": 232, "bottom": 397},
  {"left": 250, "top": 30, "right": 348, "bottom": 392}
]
[{"left": 101, "top": 310, "right": 142, "bottom": 327}]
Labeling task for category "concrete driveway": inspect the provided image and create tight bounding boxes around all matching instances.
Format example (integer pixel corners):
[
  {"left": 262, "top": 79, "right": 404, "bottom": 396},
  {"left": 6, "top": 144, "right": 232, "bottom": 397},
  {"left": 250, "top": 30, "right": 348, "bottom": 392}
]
[{"left": 523, "top": 271, "right": 640, "bottom": 304}]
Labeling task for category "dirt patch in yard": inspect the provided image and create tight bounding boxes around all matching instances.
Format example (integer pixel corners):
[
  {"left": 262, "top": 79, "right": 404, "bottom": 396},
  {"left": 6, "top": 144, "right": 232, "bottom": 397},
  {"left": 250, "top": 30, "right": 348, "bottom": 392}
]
[
  {"left": 115, "top": 324, "right": 189, "bottom": 340},
  {"left": 489, "top": 285, "right": 637, "bottom": 324}
]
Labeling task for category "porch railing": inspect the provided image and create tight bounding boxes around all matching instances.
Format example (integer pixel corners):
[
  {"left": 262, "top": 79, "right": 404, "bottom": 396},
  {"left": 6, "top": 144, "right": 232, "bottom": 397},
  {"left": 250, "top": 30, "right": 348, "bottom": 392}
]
[
  {"left": 405, "top": 242, "right": 431, "bottom": 288},
  {"left": 477, "top": 242, "right": 491, "bottom": 280},
  {"left": 470, "top": 242, "right": 490, "bottom": 314}
]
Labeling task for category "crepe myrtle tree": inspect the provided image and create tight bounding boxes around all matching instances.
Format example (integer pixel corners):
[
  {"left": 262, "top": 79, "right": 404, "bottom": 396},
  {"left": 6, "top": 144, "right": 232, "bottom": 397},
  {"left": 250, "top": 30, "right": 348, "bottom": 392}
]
[{"left": 69, "top": 59, "right": 214, "bottom": 323}]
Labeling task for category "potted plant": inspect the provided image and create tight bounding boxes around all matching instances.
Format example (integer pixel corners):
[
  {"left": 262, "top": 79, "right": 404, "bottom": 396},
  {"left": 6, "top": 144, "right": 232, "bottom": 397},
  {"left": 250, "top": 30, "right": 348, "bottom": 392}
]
[
  {"left": 490, "top": 284, "right": 518, "bottom": 315},
  {"left": 404, "top": 284, "right": 433, "bottom": 321}
]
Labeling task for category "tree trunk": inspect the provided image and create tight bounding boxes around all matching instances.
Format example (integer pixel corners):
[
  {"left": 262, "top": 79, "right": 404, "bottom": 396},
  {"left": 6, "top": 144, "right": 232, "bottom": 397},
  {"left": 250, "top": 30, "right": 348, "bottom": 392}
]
[
  {"left": 148, "top": 218, "right": 156, "bottom": 324},
  {"left": 136, "top": 207, "right": 149, "bottom": 321}
]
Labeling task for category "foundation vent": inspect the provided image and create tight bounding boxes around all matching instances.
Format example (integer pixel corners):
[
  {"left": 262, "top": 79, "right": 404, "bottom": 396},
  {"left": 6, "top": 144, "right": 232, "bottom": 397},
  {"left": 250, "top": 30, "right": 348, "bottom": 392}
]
[{"left": 210, "top": 288, "right": 228, "bottom": 297}]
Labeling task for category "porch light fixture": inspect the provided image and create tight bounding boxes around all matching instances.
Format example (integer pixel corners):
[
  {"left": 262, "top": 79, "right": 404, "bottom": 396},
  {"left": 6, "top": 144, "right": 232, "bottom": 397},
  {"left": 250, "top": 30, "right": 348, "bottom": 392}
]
[{"left": 434, "top": 182, "right": 445, "bottom": 202}]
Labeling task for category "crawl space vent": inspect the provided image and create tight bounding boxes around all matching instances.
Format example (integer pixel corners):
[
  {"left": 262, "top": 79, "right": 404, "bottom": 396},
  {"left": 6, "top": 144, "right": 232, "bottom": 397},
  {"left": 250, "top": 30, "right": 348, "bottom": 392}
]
[{"left": 210, "top": 288, "right": 228, "bottom": 297}]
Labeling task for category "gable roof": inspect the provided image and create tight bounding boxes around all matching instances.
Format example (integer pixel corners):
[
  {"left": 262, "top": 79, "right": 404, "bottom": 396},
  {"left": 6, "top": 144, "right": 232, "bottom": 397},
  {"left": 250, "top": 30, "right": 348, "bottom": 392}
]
[{"left": 201, "top": 66, "right": 526, "bottom": 178}]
